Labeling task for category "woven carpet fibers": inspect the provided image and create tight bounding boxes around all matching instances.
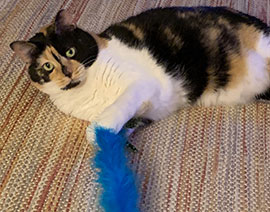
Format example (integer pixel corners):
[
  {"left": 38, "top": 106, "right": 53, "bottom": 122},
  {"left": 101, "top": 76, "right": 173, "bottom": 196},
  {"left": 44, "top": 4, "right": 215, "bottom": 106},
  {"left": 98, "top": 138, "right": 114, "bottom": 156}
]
[{"left": 0, "top": 0, "right": 270, "bottom": 211}]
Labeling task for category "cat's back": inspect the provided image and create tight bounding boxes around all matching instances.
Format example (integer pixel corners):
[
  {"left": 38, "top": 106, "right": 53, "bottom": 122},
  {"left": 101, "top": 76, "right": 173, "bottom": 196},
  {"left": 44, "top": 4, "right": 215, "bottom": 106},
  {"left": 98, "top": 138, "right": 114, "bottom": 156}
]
[
  {"left": 100, "top": 6, "right": 270, "bottom": 106},
  {"left": 101, "top": 6, "right": 269, "bottom": 47}
]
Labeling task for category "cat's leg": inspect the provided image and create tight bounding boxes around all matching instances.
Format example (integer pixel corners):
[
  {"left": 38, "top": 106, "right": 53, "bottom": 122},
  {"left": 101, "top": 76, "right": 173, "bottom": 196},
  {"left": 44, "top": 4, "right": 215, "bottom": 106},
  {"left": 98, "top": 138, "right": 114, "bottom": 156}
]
[
  {"left": 124, "top": 117, "right": 153, "bottom": 152},
  {"left": 125, "top": 118, "right": 153, "bottom": 150},
  {"left": 124, "top": 117, "right": 153, "bottom": 136},
  {"left": 94, "top": 81, "right": 156, "bottom": 133}
]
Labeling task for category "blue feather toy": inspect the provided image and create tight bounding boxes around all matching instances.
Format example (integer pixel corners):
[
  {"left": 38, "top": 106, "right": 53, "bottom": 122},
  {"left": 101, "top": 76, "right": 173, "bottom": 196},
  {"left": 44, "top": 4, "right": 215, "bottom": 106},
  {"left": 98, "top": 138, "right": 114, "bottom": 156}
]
[{"left": 87, "top": 125, "right": 139, "bottom": 212}]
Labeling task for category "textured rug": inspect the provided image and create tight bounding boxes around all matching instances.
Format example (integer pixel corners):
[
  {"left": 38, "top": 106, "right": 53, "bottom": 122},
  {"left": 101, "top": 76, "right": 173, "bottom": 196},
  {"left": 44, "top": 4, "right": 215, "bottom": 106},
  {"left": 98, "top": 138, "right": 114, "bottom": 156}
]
[{"left": 1, "top": 0, "right": 270, "bottom": 211}]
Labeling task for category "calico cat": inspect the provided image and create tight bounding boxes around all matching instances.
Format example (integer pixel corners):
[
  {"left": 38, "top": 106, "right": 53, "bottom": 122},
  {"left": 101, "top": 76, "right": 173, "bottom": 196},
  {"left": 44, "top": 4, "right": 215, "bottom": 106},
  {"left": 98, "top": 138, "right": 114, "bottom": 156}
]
[{"left": 10, "top": 7, "right": 270, "bottom": 133}]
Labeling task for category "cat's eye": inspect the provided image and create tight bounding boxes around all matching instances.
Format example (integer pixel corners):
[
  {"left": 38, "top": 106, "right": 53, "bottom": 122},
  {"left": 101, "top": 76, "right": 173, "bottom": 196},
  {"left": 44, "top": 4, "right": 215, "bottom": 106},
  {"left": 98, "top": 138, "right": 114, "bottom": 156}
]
[
  {"left": 66, "top": 47, "right": 76, "bottom": 58},
  {"left": 43, "top": 62, "right": 54, "bottom": 72}
]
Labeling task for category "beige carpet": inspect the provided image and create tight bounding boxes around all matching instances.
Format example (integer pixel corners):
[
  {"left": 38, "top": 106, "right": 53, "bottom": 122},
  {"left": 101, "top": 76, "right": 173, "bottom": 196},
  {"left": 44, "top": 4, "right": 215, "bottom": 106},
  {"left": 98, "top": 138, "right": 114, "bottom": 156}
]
[{"left": 0, "top": 0, "right": 270, "bottom": 211}]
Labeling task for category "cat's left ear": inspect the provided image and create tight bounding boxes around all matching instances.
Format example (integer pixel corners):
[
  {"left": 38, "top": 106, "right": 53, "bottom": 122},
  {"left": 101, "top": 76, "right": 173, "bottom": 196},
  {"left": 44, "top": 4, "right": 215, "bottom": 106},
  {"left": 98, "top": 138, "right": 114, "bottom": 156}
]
[
  {"left": 10, "top": 41, "right": 37, "bottom": 63},
  {"left": 55, "top": 9, "right": 76, "bottom": 34}
]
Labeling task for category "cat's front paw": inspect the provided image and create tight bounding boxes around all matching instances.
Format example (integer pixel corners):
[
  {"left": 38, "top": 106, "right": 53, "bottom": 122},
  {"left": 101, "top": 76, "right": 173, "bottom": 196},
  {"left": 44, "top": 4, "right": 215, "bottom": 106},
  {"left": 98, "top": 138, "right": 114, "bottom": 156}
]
[{"left": 124, "top": 117, "right": 153, "bottom": 136}]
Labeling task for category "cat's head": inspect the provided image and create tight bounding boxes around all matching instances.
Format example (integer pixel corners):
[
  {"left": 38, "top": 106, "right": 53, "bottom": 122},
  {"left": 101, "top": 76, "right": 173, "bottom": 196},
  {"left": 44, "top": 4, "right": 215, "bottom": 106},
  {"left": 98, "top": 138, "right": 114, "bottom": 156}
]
[{"left": 10, "top": 10, "right": 101, "bottom": 94}]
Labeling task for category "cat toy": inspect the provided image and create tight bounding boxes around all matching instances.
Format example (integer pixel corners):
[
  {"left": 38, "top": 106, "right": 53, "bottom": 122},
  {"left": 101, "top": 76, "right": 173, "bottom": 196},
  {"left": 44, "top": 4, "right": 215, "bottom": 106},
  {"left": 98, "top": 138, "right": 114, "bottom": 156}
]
[{"left": 86, "top": 124, "right": 139, "bottom": 212}]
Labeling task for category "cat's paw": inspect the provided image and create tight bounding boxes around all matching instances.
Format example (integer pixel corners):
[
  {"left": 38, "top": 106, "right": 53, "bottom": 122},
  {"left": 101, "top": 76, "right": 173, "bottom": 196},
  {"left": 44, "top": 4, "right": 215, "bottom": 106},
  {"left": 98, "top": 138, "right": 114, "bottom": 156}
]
[
  {"left": 124, "top": 118, "right": 153, "bottom": 153},
  {"left": 124, "top": 117, "right": 153, "bottom": 136}
]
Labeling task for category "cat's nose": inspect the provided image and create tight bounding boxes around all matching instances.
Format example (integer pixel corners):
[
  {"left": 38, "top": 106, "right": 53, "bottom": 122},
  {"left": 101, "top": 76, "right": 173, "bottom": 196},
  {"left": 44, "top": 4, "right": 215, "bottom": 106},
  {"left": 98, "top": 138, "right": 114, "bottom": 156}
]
[{"left": 62, "top": 65, "right": 72, "bottom": 78}]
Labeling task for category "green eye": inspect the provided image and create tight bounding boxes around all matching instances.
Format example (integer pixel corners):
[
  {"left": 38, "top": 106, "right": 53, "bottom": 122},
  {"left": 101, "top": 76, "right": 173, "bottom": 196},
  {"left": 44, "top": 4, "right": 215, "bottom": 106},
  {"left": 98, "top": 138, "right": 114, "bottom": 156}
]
[
  {"left": 66, "top": 47, "right": 76, "bottom": 58},
  {"left": 43, "top": 62, "right": 54, "bottom": 72}
]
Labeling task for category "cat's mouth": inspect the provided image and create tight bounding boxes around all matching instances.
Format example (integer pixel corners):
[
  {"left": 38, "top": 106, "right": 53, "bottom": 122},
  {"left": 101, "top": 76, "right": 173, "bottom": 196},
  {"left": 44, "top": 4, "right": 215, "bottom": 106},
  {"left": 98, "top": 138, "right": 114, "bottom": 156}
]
[{"left": 61, "top": 80, "right": 81, "bottom": 90}]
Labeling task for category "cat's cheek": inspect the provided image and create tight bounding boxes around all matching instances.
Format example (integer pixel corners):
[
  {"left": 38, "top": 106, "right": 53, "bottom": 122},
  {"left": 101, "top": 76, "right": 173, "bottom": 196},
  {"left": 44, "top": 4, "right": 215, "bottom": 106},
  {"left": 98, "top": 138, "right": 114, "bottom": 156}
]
[{"left": 31, "top": 81, "right": 43, "bottom": 91}]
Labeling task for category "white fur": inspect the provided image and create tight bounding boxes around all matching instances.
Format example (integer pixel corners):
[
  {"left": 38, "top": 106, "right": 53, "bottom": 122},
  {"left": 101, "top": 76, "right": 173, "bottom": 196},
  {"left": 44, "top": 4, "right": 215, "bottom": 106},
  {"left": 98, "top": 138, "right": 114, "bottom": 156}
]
[
  {"left": 256, "top": 33, "right": 270, "bottom": 58},
  {"left": 45, "top": 37, "right": 188, "bottom": 132}
]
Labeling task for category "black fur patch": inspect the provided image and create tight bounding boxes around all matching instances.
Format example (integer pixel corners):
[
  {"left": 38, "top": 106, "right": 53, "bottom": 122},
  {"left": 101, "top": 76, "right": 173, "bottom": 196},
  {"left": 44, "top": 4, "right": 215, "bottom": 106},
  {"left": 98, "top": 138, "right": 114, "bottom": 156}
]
[
  {"left": 48, "top": 28, "right": 98, "bottom": 67},
  {"left": 29, "top": 33, "right": 47, "bottom": 53}
]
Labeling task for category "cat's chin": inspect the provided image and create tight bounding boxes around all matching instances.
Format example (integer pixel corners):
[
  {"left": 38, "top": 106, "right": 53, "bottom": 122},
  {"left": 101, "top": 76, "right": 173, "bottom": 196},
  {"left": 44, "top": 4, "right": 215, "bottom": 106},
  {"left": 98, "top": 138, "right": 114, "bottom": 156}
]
[{"left": 61, "top": 80, "right": 81, "bottom": 90}]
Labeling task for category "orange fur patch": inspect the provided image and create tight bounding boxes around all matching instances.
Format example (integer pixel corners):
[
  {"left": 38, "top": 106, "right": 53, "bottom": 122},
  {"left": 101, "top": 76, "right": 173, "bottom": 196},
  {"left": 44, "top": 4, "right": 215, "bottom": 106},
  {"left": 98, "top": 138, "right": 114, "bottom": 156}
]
[
  {"left": 202, "top": 27, "right": 220, "bottom": 56},
  {"left": 90, "top": 33, "right": 108, "bottom": 49},
  {"left": 207, "top": 27, "right": 220, "bottom": 42},
  {"left": 237, "top": 25, "right": 260, "bottom": 50},
  {"left": 163, "top": 27, "right": 183, "bottom": 50},
  {"left": 217, "top": 17, "right": 231, "bottom": 29},
  {"left": 121, "top": 23, "right": 144, "bottom": 41},
  {"left": 177, "top": 11, "right": 196, "bottom": 19},
  {"left": 40, "top": 25, "right": 49, "bottom": 36},
  {"left": 225, "top": 52, "right": 248, "bottom": 89},
  {"left": 39, "top": 21, "right": 54, "bottom": 36}
]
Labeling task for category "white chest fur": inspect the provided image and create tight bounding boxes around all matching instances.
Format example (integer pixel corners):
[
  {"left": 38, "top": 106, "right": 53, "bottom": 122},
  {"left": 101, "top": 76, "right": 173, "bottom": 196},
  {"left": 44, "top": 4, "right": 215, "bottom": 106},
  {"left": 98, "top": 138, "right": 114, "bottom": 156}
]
[{"left": 47, "top": 38, "right": 188, "bottom": 123}]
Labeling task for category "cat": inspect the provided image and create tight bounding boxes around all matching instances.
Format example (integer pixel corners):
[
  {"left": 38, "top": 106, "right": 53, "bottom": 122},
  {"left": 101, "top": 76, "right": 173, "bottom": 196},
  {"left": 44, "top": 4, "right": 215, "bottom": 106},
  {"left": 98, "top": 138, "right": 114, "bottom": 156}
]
[{"left": 10, "top": 7, "right": 270, "bottom": 134}]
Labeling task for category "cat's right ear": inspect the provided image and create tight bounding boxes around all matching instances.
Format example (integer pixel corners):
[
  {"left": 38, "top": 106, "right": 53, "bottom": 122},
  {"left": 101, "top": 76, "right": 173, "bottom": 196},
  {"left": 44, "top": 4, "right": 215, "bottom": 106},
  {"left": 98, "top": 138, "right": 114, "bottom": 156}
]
[
  {"left": 10, "top": 41, "right": 36, "bottom": 64},
  {"left": 55, "top": 9, "right": 76, "bottom": 34}
]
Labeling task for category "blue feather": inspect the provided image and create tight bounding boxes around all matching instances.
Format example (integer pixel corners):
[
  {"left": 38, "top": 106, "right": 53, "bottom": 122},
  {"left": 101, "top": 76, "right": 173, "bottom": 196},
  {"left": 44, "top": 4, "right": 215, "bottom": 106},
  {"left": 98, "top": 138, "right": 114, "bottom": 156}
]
[{"left": 94, "top": 126, "right": 139, "bottom": 212}]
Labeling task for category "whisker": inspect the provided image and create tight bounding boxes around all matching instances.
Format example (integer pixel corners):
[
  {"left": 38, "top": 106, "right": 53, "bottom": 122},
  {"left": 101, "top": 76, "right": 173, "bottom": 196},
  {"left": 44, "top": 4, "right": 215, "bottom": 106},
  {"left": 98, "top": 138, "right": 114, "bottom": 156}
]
[
  {"left": 87, "top": 44, "right": 98, "bottom": 50},
  {"left": 72, "top": 59, "right": 94, "bottom": 76},
  {"left": 83, "top": 58, "right": 97, "bottom": 66},
  {"left": 81, "top": 55, "right": 97, "bottom": 65}
]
